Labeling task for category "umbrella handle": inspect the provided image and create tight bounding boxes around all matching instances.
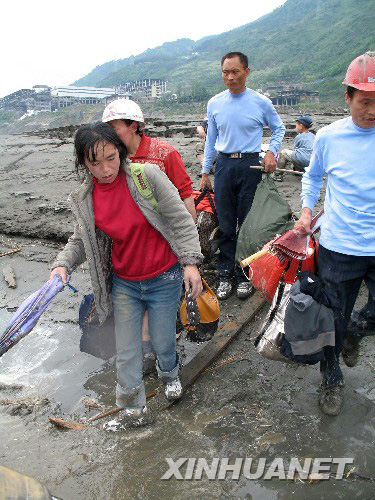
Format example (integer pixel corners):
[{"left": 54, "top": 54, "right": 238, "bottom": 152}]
[{"left": 240, "top": 247, "right": 268, "bottom": 268}]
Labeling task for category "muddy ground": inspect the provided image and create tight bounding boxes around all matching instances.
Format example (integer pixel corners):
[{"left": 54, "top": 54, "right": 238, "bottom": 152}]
[{"left": 0, "top": 111, "right": 374, "bottom": 499}]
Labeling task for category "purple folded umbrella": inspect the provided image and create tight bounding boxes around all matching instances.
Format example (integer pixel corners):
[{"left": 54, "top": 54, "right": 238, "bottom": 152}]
[{"left": 0, "top": 275, "right": 76, "bottom": 357}]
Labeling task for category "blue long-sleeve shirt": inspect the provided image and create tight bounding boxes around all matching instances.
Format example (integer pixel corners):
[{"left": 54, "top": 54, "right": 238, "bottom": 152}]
[
  {"left": 292, "top": 131, "right": 315, "bottom": 167},
  {"left": 301, "top": 117, "right": 375, "bottom": 256},
  {"left": 202, "top": 88, "right": 285, "bottom": 174}
]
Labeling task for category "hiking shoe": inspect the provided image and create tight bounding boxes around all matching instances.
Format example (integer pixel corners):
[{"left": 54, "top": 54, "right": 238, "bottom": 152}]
[
  {"left": 164, "top": 377, "right": 183, "bottom": 402},
  {"left": 103, "top": 407, "right": 152, "bottom": 432},
  {"left": 216, "top": 280, "right": 233, "bottom": 300},
  {"left": 236, "top": 282, "right": 254, "bottom": 299},
  {"left": 143, "top": 352, "right": 157, "bottom": 376},
  {"left": 351, "top": 303, "right": 375, "bottom": 331},
  {"left": 318, "top": 385, "right": 344, "bottom": 416},
  {"left": 274, "top": 172, "right": 284, "bottom": 182},
  {"left": 342, "top": 339, "right": 360, "bottom": 368}
]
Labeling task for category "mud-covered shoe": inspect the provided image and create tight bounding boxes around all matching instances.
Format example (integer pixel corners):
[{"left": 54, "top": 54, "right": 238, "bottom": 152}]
[
  {"left": 236, "top": 282, "right": 254, "bottom": 299},
  {"left": 217, "top": 280, "right": 233, "bottom": 300},
  {"left": 351, "top": 302, "right": 375, "bottom": 331},
  {"left": 318, "top": 385, "right": 344, "bottom": 416},
  {"left": 103, "top": 407, "right": 152, "bottom": 432},
  {"left": 143, "top": 352, "right": 157, "bottom": 376},
  {"left": 164, "top": 377, "right": 183, "bottom": 402},
  {"left": 342, "top": 339, "right": 360, "bottom": 368},
  {"left": 274, "top": 172, "right": 284, "bottom": 182}
]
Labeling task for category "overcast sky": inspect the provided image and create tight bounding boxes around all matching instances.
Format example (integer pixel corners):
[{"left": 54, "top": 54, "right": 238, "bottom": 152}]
[{"left": 1, "top": 0, "right": 286, "bottom": 98}]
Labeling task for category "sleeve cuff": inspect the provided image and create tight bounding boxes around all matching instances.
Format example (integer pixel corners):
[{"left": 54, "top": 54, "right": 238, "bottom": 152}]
[
  {"left": 302, "top": 198, "right": 315, "bottom": 211},
  {"left": 267, "top": 146, "right": 278, "bottom": 155}
]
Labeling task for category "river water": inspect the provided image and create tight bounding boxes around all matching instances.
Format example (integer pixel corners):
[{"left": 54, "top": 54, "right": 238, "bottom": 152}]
[{"left": 1, "top": 294, "right": 374, "bottom": 500}]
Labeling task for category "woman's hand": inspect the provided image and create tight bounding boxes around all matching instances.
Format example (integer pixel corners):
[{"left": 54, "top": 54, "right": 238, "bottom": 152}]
[
  {"left": 50, "top": 266, "right": 68, "bottom": 283},
  {"left": 184, "top": 265, "right": 203, "bottom": 299}
]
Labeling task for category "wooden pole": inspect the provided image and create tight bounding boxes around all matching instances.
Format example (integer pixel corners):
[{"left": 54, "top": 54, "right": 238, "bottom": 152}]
[{"left": 250, "top": 166, "right": 303, "bottom": 175}]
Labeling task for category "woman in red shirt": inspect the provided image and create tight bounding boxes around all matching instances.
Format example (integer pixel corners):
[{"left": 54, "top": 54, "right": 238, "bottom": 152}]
[{"left": 50, "top": 122, "right": 203, "bottom": 431}]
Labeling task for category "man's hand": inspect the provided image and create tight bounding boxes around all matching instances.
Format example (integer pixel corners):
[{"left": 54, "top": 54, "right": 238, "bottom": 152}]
[
  {"left": 184, "top": 265, "right": 203, "bottom": 299},
  {"left": 262, "top": 151, "right": 276, "bottom": 173},
  {"left": 294, "top": 207, "right": 312, "bottom": 234},
  {"left": 199, "top": 173, "right": 213, "bottom": 191},
  {"left": 196, "top": 126, "right": 206, "bottom": 140}
]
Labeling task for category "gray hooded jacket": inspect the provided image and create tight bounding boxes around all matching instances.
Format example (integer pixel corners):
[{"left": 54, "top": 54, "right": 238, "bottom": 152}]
[{"left": 51, "top": 162, "right": 203, "bottom": 324}]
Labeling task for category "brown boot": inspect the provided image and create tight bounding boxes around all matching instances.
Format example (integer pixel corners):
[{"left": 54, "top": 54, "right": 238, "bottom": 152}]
[{"left": 318, "top": 385, "right": 344, "bottom": 416}]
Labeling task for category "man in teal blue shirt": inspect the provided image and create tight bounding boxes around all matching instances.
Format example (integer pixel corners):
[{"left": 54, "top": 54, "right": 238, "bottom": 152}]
[
  {"left": 296, "top": 51, "right": 375, "bottom": 416},
  {"left": 200, "top": 51, "right": 285, "bottom": 300}
]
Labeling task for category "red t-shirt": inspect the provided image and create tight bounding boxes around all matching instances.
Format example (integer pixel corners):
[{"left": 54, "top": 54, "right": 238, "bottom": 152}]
[
  {"left": 93, "top": 171, "right": 178, "bottom": 281},
  {"left": 131, "top": 134, "right": 193, "bottom": 199}
]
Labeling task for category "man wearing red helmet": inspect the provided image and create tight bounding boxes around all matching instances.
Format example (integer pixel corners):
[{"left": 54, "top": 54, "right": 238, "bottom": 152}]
[{"left": 295, "top": 52, "right": 375, "bottom": 416}]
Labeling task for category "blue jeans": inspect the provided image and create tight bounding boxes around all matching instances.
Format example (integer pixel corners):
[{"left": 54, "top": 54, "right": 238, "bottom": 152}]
[
  {"left": 112, "top": 263, "right": 182, "bottom": 409},
  {"left": 214, "top": 154, "right": 261, "bottom": 282}
]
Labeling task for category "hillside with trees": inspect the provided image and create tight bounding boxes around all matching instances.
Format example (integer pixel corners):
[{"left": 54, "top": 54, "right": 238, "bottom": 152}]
[{"left": 58, "top": 0, "right": 375, "bottom": 102}]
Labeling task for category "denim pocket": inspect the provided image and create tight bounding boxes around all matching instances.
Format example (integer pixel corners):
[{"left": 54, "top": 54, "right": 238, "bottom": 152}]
[{"left": 160, "top": 263, "right": 183, "bottom": 280}]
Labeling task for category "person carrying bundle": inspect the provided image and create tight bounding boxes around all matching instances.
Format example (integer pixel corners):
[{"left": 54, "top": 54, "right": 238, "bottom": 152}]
[{"left": 295, "top": 51, "right": 375, "bottom": 416}]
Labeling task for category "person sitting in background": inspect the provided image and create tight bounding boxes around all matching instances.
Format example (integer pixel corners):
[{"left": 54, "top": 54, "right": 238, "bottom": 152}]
[{"left": 275, "top": 115, "right": 315, "bottom": 182}]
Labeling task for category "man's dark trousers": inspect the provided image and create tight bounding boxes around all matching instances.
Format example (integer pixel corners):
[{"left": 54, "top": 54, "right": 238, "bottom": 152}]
[
  {"left": 214, "top": 154, "right": 261, "bottom": 282},
  {"left": 318, "top": 245, "right": 375, "bottom": 386}
]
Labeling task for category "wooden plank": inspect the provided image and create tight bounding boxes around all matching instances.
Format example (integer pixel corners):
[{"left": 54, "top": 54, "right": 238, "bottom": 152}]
[
  {"left": 180, "top": 291, "right": 266, "bottom": 389},
  {"left": 149, "top": 291, "right": 266, "bottom": 412},
  {"left": 49, "top": 291, "right": 267, "bottom": 425}
]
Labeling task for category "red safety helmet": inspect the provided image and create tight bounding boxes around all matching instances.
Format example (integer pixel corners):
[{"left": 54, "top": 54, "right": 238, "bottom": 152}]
[{"left": 343, "top": 51, "right": 375, "bottom": 91}]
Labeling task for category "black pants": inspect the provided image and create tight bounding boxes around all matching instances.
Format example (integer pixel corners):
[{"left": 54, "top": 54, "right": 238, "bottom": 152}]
[
  {"left": 318, "top": 245, "right": 375, "bottom": 386},
  {"left": 214, "top": 154, "right": 261, "bottom": 282}
]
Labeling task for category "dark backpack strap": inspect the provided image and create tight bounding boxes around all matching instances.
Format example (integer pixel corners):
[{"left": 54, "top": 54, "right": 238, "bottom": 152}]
[{"left": 195, "top": 187, "right": 219, "bottom": 225}]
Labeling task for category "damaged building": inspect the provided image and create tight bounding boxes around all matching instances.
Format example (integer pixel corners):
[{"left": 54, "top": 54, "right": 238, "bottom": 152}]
[
  {"left": 0, "top": 85, "right": 131, "bottom": 113},
  {"left": 0, "top": 86, "right": 52, "bottom": 113},
  {"left": 260, "top": 85, "right": 320, "bottom": 106},
  {"left": 117, "top": 79, "right": 168, "bottom": 102}
]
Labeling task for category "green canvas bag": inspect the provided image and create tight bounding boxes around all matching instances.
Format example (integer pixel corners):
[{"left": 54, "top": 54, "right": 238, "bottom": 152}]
[{"left": 235, "top": 175, "right": 294, "bottom": 264}]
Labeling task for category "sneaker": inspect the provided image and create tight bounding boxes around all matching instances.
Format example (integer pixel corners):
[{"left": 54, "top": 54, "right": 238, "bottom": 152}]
[
  {"left": 143, "top": 352, "right": 157, "bottom": 376},
  {"left": 342, "top": 339, "right": 360, "bottom": 368},
  {"left": 164, "top": 377, "right": 183, "bottom": 402},
  {"left": 318, "top": 385, "right": 344, "bottom": 416},
  {"left": 103, "top": 407, "right": 152, "bottom": 432},
  {"left": 216, "top": 280, "right": 233, "bottom": 300},
  {"left": 236, "top": 282, "right": 254, "bottom": 299},
  {"left": 274, "top": 172, "right": 284, "bottom": 182}
]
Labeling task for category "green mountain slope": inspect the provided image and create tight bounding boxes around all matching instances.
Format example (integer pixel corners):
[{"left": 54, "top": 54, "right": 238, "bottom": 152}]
[{"left": 74, "top": 0, "right": 375, "bottom": 100}]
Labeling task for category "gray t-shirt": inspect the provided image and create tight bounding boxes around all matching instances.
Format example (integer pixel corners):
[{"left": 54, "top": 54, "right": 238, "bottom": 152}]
[{"left": 291, "top": 131, "right": 315, "bottom": 167}]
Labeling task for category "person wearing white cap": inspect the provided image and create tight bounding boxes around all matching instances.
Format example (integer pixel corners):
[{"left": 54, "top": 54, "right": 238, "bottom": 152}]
[
  {"left": 102, "top": 99, "right": 196, "bottom": 220},
  {"left": 103, "top": 99, "right": 197, "bottom": 374}
]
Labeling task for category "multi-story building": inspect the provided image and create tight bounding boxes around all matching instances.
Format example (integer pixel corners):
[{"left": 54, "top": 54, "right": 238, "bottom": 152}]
[
  {"left": 117, "top": 79, "right": 167, "bottom": 101},
  {"left": 0, "top": 87, "right": 52, "bottom": 112},
  {"left": 51, "top": 86, "right": 130, "bottom": 109}
]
